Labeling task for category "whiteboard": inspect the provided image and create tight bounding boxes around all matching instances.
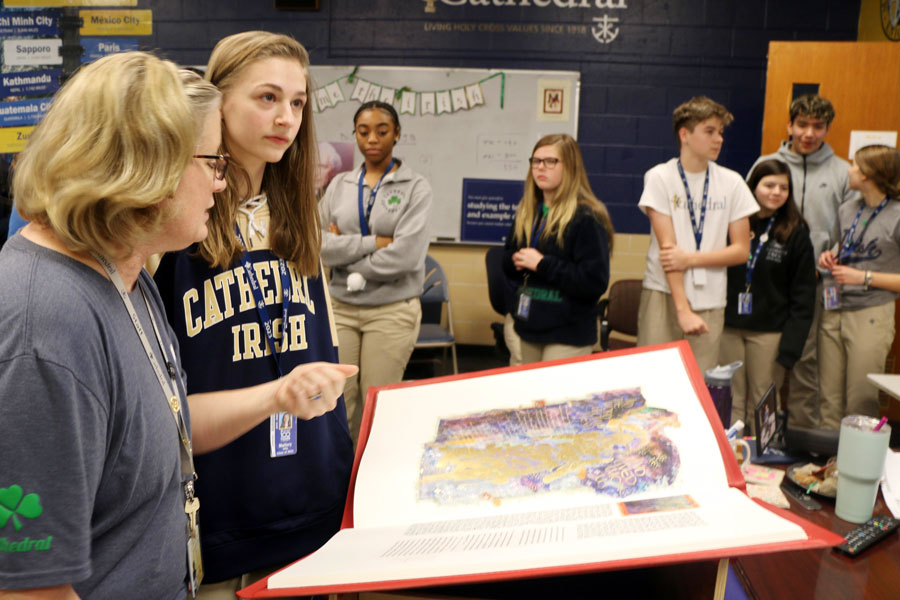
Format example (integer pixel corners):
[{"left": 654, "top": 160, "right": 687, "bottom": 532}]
[{"left": 309, "top": 66, "right": 580, "bottom": 242}]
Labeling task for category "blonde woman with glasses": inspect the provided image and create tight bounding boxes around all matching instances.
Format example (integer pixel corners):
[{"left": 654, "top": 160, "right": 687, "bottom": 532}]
[{"left": 0, "top": 52, "right": 222, "bottom": 599}]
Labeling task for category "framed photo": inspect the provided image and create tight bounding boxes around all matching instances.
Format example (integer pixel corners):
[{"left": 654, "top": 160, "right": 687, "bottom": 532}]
[
  {"left": 543, "top": 88, "right": 563, "bottom": 114},
  {"left": 275, "top": 0, "right": 320, "bottom": 10},
  {"left": 754, "top": 383, "right": 779, "bottom": 456}
]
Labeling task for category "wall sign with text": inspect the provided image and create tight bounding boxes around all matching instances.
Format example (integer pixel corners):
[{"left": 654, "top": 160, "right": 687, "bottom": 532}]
[
  {"left": 0, "top": 97, "right": 52, "bottom": 127},
  {"left": 0, "top": 125, "right": 34, "bottom": 153},
  {"left": 80, "top": 37, "right": 138, "bottom": 63},
  {"left": 0, "top": 69, "right": 61, "bottom": 97},
  {"left": 419, "top": 0, "right": 628, "bottom": 47},
  {"left": 2, "top": 38, "right": 62, "bottom": 67},
  {"left": 79, "top": 9, "right": 152, "bottom": 36},
  {"left": 0, "top": 10, "right": 59, "bottom": 37}
]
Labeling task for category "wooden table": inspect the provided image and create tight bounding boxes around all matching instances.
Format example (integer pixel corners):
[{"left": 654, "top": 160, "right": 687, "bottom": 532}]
[{"left": 733, "top": 491, "right": 900, "bottom": 599}]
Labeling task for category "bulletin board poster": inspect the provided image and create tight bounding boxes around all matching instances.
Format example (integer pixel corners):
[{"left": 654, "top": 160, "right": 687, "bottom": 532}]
[{"left": 460, "top": 178, "right": 523, "bottom": 244}]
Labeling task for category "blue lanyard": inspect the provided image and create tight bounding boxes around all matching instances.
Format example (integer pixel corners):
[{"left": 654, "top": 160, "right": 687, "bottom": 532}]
[
  {"left": 357, "top": 160, "right": 395, "bottom": 236},
  {"left": 677, "top": 160, "right": 710, "bottom": 250},
  {"left": 837, "top": 197, "right": 889, "bottom": 262},
  {"left": 529, "top": 204, "right": 547, "bottom": 249},
  {"left": 744, "top": 217, "right": 775, "bottom": 291},
  {"left": 235, "top": 225, "right": 292, "bottom": 377}
]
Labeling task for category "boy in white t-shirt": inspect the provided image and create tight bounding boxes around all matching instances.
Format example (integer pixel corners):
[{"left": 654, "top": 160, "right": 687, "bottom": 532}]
[{"left": 636, "top": 96, "right": 759, "bottom": 372}]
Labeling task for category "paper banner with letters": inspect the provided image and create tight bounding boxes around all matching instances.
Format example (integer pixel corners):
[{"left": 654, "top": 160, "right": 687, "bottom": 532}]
[{"left": 313, "top": 70, "right": 497, "bottom": 117}]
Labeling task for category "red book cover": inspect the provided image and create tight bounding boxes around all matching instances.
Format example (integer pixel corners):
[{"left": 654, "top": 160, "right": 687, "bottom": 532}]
[{"left": 239, "top": 341, "right": 842, "bottom": 598}]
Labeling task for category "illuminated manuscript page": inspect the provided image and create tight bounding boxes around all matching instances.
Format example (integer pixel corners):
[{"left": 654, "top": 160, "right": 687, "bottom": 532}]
[{"left": 355, "top": 347, "right": 728, "bottom": 527}]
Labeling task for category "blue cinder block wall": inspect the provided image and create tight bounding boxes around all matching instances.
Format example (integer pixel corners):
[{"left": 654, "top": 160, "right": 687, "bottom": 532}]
[{"left": 144, "top": 0, "right": 860, "bottom": 234}]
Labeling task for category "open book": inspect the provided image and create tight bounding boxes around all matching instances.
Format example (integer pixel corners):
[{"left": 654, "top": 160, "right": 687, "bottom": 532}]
[{"left": 240, "top": 342, "right": 842, "bottom": 598}]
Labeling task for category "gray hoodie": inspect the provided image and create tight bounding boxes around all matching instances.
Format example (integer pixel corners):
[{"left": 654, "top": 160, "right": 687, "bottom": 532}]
[
  {"left": 320, "top": 161, "right": 433, "bottom": 306},
  {"left": 750, "top": 141, "right": 857, "bottom": 263}
]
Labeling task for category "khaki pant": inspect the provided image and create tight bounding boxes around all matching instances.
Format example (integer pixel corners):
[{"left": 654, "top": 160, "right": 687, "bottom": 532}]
[
  {"left": 520, "top": 339, "right": 593, "bottom": 364},
  {"left": 818, "top": 302, "right": 894, "bottom": 429},
  {"left": 636, "top": 289, "right": 724, "bottom": 374},
  {"left": 786, "top": 286, "right": 823, "bottom": 428},
  {"left": 196, "top": 564, "right": 290, "bottom": 600},
  {"left": 333, "top": 297, "right": 421, "bottom": 444},
  {"left": 504, "top": 312, "right": 524, "bottom": 366},
  {"left": 719, "top": 328, "right": 785, "bottom": 435}
]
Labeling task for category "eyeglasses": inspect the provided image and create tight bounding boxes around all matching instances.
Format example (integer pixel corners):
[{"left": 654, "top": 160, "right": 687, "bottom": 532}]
[
  {"left": 193, "top": 154, "right": 229, "bottom": 181},
  {"left": 528, "top": 157, "right": 560, "bottom": 168}
]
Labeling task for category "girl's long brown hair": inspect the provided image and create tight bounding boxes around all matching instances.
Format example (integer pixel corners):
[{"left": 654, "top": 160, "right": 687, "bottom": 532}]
[
  {"left": 511, "top": 134, "right": 614, "bottom": 252},
  {"left": 201, "top": 31, "right": 320, "bottom": 275}
]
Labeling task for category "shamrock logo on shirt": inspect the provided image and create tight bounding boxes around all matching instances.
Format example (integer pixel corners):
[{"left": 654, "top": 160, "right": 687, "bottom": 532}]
[
  {"left": 383, "top": 190, "right": 407, "bottom": 213},
  {"left": 0, "top": 485, "right": 43, "bottom": 532}
]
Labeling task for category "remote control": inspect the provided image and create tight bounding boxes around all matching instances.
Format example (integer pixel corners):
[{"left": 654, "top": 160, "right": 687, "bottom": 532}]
[{"left": 835, "top": 515, "right": 900, "bottom": 556}]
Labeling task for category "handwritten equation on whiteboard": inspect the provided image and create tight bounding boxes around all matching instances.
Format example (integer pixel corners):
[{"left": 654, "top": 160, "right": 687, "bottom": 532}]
[{"left": 477, "top": 134, "right": 529, "bottom": 174}]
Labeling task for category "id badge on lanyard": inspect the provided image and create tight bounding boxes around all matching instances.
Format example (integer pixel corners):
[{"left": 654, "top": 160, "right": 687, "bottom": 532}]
[
  {"left": 737, "top": 292, "right": 753, "bottom": 315},
  {"left": 516, "top": 209, "right": 547, "bottom": 322},
  {"left": 677, "top": 161, "right": 710, "bottom": 288},
  {"left": 516, "top": 285, "right": 532, "bottom": 320},
  {"left": 234, "top": 225, "right": 298, "bottom": 457},
  {"left": 823, "top": 282, "right": 841, "bottom": 310},
  {"left": 90, "top": 252, "right": 203, "bottom": 595},
  {"left": 738, "top": 219, "right": 774, "bottom": 315}
]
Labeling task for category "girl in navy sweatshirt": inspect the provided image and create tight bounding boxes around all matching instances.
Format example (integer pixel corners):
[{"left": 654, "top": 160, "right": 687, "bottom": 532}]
[
  {"left": 154, "top": 32, "right": 356, "bottom": 594},
  {"left": 503, "top": 134, "right": 613, "bottom": 364}
]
